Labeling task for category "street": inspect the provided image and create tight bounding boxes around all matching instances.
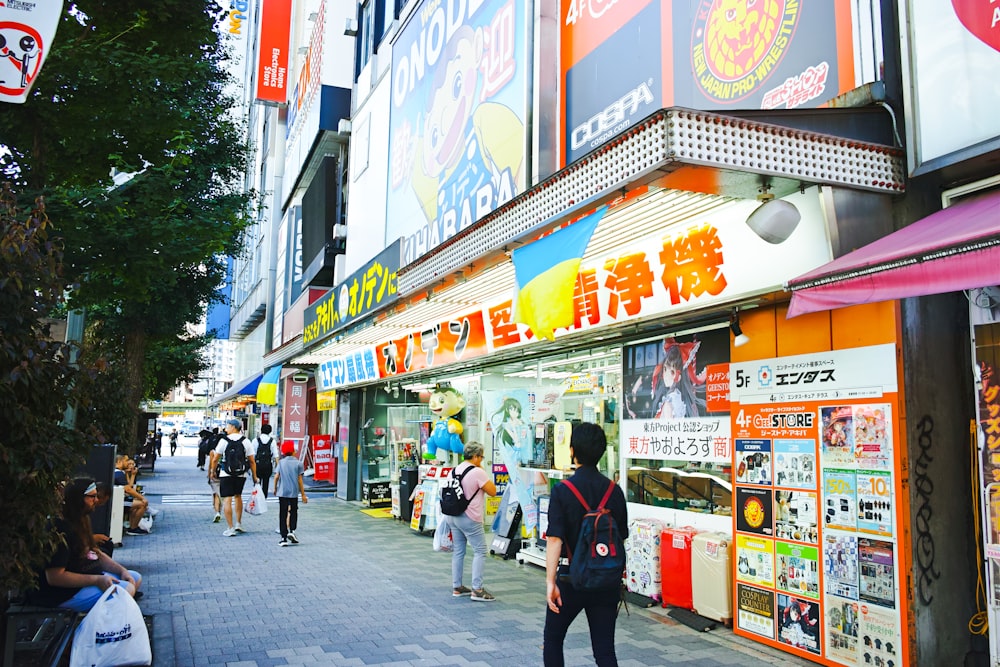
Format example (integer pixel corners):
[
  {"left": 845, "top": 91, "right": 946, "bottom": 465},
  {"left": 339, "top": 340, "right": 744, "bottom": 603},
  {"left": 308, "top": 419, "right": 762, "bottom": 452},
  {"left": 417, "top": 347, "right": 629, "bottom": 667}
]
[{"left": 116, "top": 451, "right": 814, "bottom": 666}]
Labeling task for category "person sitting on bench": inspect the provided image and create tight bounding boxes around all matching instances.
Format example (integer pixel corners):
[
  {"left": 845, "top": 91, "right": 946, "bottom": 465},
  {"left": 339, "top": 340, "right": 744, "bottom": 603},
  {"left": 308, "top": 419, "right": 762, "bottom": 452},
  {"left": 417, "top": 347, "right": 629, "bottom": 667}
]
[
  {"left": 115, "top": 455, "right": 149, "bottom": 535},
  {"left": 30, "top": 478, "right": 142, "bottom": 612}
]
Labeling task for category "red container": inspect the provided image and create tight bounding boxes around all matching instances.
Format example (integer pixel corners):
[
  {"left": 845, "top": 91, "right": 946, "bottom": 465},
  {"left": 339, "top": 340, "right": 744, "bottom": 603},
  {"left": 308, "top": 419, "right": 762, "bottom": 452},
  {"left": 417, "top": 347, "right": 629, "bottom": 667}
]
[{"left": 660, "top": 527, "right": 699, "bottom": 610}]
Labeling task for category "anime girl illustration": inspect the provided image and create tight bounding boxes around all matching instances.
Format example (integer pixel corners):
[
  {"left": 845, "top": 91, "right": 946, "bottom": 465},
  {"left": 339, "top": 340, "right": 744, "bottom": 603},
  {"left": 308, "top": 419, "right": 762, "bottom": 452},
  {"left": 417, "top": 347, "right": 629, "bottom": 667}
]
[
  {"left": 491, "top": 396, "right": 531, "bottom": 464},
  {"left": 625, "top": 337, "right": 706, "bottom": 419}
]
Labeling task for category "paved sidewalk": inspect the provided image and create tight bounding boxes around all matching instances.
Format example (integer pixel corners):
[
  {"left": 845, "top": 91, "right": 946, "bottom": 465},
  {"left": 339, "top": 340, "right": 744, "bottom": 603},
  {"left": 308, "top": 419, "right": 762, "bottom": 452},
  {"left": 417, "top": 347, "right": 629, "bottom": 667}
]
[{"left": 118, "top": 451, "right": 813, "bottom": 666}]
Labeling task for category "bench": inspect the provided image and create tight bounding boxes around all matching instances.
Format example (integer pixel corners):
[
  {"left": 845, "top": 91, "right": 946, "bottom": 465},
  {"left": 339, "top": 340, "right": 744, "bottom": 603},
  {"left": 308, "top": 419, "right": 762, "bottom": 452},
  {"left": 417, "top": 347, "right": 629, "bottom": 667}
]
[{"left": 2, "top": 605, "right": 82, "bottom": 667}]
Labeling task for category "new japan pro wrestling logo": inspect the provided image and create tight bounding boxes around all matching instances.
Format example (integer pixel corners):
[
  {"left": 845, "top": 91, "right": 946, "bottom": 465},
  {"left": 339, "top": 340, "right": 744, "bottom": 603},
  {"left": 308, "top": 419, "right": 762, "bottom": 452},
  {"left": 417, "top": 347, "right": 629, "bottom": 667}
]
[{"left": 690, "top": 0, "right": 799, "bottom": 103}]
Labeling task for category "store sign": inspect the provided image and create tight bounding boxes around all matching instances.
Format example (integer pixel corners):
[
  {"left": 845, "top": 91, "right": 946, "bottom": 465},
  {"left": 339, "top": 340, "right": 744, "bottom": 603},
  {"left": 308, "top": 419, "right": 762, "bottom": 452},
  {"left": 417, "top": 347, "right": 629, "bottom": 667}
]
[
  {"left": 560, "top": 0, "right": 854, "bottom": 164},
  {"left": 316, "top": 390, "right": 337, "bottom": 411},
  {"left": 387, "top": 0, "right": 528, "bottom": 264},
  {"left": 281, "top": 376, "right": 309, "bottom": 440},
  {"left": 0, "top": 1, "right": 63, "bottom": 103},
  {"left": 255, "top": 0, "right": 292, "bottom": 104},
  {"left": 302, "top": 240, "right": 401, "bottom": 345},
  {"left": 316, "top": 346, "right": 380, "bottom": 391},
  {"left": 377, "top": 310, "right": 489, "bottom": 378},
  {"left": 313, "top": 434, "right": 333, "bottom": 481},
  {"left": 731, "top": 344, "right": 907, "bottom": 664},
  {"left": 286, "top": 0, "right": 324, "bottom": 145}
]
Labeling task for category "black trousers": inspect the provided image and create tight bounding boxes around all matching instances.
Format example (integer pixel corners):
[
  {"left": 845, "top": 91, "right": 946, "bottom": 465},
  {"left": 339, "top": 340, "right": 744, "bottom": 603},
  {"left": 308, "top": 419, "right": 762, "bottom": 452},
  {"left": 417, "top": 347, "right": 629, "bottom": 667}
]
[
  {"left": 257, "top": 463, "right": 273, "bottom": 497},
  {"left": 278, "top": 497, "right": 298, "bottom": 538},
  {"left": 543, "top": 579, "right": 620, "bottom": 666}
]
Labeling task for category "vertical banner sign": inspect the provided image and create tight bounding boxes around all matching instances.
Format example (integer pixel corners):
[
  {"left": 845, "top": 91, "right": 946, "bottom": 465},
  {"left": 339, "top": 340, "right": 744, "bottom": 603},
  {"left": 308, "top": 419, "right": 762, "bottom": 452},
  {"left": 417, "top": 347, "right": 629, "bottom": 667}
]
[
  {"left": 255, "top": 0, "right": 291, "bottom": 104},
  {"left": 313, "top": 434, "right": 333, "bottom": 481},
  {"left": 731, "top": 344, "right": 909, "bottom": 666},
  {"left": 281, "top": 376, "right": 309, "bottom": 444},
  {"left": 559, "top": 0, "right": 856, "bottom": 165},
  {"left": 387, "top": 0, "right": 528, "bottom": 265},
  {"left": 0, "top": 0, "right": 63, "bottom": 103}
]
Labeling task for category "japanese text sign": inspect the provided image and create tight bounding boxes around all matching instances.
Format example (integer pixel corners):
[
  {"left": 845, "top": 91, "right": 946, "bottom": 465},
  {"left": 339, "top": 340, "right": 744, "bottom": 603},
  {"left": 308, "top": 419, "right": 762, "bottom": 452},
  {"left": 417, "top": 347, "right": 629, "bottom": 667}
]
[{"left": 281, "top": 376, "right": 309, "bottom": 440}]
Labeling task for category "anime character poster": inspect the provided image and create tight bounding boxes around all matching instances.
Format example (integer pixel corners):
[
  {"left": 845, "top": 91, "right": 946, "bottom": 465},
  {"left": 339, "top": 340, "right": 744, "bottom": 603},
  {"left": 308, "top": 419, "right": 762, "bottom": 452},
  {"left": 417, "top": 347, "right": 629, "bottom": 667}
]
[
  {"left": 777, "top": 594, "right": 821, "bottom": 655},
  {"left": 621, "top": 328, "right": 731, "bottom": 465},
  {"left": 821, "top": 405, "right": 855, "bottom": 468},
  {"left": 483, "top": 389, "right": 536, "bottom": 529},
  {"left": 388, "top": 0, "right": 527, "bottom": 266}
]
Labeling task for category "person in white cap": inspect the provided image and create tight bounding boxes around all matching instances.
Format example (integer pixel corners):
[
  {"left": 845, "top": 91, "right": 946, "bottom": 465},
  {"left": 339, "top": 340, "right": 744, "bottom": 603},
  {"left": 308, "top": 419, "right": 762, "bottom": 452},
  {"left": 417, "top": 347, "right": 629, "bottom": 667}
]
[{"left": 209, "top": 418, "right": 258, "bottom": 536}]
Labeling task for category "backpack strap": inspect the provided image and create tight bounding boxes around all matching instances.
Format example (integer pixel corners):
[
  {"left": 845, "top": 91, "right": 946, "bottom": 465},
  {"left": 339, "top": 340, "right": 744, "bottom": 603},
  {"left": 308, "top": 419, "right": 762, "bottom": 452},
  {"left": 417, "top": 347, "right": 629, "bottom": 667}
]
[
  {"left": 453, "top": 465, "right": 481, "bottom": 502},
  {"left": 560, "top": 479, "right": 616, "bottom": 561},
  {"left": 561, "top": 479, "right": 591, "bottom": 511}
]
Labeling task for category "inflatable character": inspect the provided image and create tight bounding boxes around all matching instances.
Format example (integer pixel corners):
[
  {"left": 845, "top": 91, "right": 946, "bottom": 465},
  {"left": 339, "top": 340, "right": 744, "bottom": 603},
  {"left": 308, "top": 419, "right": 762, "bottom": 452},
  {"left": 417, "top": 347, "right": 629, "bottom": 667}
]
[{"left": 423, "top": 385, "right": 466, "bottom": 461}]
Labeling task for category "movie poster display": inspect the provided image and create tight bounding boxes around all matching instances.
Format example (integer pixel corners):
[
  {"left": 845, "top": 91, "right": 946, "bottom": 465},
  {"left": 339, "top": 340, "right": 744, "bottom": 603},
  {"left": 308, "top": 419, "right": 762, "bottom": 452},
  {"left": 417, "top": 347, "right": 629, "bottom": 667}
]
[{"left": 732, "top": 344, "right": 907, "bottom": 666}]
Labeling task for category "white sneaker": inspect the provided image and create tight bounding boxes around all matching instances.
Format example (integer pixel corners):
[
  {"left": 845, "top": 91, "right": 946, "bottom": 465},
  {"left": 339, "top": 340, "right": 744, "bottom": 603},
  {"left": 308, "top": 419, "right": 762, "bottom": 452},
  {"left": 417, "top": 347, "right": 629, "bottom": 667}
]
[
  {"left": 223, "top": 528, "right": 237, "bottom": 537},
  {"left": 234, "top": 524, "right": 245, "bottom": 533},
  {"left": 212, "top": 513, "right": 221, "bottom": 523},
  {"left": 287, "top": 531, "right": 299, "bottom": 544}
]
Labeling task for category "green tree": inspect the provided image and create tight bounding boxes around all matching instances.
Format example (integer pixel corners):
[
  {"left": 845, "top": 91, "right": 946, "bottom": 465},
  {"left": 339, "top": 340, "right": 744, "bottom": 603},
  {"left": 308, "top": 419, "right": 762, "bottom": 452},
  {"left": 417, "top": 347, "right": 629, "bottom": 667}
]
[
  {"left": 1, "top": 1, "right": 253, "bottom": 445},
  {"left": 0, "top": 187, "right": 89, "bottom": 594}
]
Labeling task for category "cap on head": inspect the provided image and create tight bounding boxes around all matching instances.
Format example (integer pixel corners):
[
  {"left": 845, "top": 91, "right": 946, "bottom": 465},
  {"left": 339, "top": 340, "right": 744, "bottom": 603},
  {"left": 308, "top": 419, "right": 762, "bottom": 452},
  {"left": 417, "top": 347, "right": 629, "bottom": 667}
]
[
  {"left": 281, "top": 442, "right": 295, "bottom": 456},
  {"left": 226, "top": 418, "right": 242, "bottom": 430}
]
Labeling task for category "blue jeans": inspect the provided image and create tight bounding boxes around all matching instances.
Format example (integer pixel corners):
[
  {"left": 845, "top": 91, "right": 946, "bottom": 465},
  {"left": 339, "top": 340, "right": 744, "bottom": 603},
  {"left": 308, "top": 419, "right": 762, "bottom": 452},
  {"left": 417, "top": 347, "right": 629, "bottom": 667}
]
[
  {"left": 543, "top": 578, "right": 620, "bottom": 666},
  {"left": 59, "top": 573, "right": 142, "bottom": 612},
  {"left": 446, "top": 513, "right": 486, "bottom": 591}
]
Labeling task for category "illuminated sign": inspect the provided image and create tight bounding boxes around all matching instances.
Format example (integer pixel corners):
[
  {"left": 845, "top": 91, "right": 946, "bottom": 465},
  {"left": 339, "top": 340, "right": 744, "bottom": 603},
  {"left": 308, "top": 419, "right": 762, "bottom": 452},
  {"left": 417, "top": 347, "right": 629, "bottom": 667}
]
[{"left": 302, "top": 240, "right": 401, "bottom": 345}]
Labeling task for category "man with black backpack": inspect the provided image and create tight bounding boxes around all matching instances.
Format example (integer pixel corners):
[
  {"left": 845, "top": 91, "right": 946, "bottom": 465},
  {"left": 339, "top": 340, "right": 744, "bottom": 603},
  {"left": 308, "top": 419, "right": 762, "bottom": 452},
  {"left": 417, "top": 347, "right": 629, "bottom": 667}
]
[
  {"left": 253, "top": 424, "right": 279, "bottom": 498},
  {"left": 543, "top": 423, "right": 628, "bottom": 667},
  {"left": 208, "top": 418, "right": 258, "bottom": 537}
]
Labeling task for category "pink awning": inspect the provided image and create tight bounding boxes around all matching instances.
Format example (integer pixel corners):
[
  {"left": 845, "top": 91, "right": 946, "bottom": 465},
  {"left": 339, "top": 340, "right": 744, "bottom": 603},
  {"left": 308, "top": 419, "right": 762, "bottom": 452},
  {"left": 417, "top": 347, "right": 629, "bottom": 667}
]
[{"left": 786, "top": 190, "right": 1000, "bottom": 317}]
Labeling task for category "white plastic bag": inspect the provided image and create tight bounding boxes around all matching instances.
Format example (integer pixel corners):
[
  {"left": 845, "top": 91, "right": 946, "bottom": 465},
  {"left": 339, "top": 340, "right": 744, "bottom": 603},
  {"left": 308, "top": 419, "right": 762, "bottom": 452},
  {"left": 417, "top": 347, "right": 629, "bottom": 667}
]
[
  {"left": 433, "top": 518, "right": 453, "bottom": 552},
  {"left": 246, "top": 482, "right": 267, "bottom": 515},
  {"left": 137, "top": 516, "right": 153, "bottom": 533},
  {"left": 71, "top": 585, "right": 151, "bottom": 667}
]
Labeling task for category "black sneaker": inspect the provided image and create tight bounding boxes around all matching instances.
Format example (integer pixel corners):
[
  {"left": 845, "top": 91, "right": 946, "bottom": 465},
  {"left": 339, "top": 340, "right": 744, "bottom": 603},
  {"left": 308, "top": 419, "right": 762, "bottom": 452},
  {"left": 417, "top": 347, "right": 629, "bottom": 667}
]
[
  {"left": 287, "top": 531, "right": 299, "bottom": 544},
  {"left": 126, "top": 528, "right": 149, "bottom": 536},
  {"left": 279, "top": 538, "right": 289, "bottom": 547}
]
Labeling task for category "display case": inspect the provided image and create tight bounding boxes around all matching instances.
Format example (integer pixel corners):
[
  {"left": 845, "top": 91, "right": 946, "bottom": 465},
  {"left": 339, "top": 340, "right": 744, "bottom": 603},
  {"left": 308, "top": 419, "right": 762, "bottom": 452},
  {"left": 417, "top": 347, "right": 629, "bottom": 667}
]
[
  {"left": 386, "top": 405, "right": 427, "bottom": 481},
  {"left": 362, "top": 426, "right": 390, "bottom": 484}
]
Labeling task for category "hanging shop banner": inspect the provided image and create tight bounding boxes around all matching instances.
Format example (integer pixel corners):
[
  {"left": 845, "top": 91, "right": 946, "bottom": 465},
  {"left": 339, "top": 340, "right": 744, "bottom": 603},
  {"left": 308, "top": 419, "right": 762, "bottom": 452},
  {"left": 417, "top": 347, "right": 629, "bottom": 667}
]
[
  {"left": 281, "top": 376, "right": 309, "bottom": 441},
  {"left": 312, "top": 434, "right": 333, "bottom": 481},
  {"left": 387, "top": 0, "right": 528, "bottom": 265},
  {"left": 559, "top": 0, "right": 857, "bottom": 164},
  {"left": 255, "top": 0, "right": 291, "bottom": 104},
  {"left": 731, "top": 343, "right": 908, "bottom": 666},
  {"left": 621, "top": 328, "right": 731, "bottom": 465},
  {"left": 316, "top": 346, "right": 380, "bottom": 392},
  {"left": 489, "top": 188, "right": 831, "bottom": 347},
  {"left": 302, "top": 240, "right": 401, "bottom": 345},
  {"left": 0, "top": 0, "right": 63, "bottom": 103},
  {"left": 377, "top": 309, "right": 489, "bottom": 378}
]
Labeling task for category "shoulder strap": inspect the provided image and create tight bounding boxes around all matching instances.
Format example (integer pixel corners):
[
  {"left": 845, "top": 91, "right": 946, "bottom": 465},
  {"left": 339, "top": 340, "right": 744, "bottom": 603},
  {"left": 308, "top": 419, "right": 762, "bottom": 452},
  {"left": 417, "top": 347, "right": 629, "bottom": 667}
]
[
  {"left": 561, "top": 479, "right": 591, "bottom": 512},
  {"left": 596, "top": 480, "right": 616, "bottom": 511}
]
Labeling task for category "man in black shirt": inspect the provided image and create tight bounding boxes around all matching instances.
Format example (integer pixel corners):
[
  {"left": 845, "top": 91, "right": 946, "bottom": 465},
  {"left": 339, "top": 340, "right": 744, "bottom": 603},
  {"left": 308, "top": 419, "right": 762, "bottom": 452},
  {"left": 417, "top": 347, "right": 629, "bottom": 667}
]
[{"left": 543, "top": 423, "right": 627, "bottom": 666}]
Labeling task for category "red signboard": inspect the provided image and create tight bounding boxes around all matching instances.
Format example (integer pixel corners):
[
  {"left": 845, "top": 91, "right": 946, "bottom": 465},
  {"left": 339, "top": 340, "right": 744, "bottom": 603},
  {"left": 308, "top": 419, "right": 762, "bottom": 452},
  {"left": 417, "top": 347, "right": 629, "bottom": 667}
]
[
  {"left": 376, "top": 310, "right": 489, "bottom": 378},
  {"left": 312, "top": 434, "right": 333, "bottom": 481},
  {"left": 281, "top": 376, "right": 309, "bottom": 441},
  {"left": 255, "top": 0, "right": 292, "bottom": 104}
]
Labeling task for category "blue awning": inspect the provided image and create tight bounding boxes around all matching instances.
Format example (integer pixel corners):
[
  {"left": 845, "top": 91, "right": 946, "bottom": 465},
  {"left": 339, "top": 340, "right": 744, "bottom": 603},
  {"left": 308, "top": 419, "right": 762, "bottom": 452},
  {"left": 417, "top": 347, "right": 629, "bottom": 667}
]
[{"left": 209, "top": 371, "right": 264, "bottom": 406}]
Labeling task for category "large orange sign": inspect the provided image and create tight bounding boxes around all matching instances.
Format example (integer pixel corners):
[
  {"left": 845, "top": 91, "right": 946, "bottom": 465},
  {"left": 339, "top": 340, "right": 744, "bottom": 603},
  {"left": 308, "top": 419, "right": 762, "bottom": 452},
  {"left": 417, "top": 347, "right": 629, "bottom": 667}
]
[
  {"left": 377, "top": 310, "right": 489, "bottom": 378},
  {"left": 255, "top": 0, "right": 291, "bottom": 104}
]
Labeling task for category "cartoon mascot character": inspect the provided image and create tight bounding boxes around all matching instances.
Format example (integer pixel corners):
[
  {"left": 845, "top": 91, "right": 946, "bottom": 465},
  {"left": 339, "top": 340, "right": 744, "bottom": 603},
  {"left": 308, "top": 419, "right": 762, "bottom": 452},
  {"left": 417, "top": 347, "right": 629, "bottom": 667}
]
[{"left": 423, "top": 385, "right": 466, "bottom": 461}]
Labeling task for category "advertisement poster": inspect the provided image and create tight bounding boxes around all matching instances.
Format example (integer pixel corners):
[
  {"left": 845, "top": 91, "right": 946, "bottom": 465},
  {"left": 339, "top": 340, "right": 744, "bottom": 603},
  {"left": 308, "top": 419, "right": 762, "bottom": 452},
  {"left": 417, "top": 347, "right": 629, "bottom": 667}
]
[
  {"left": 736, "top": 439, "right": 772, "bottom": 485},
  {"left": 859, "top": 538, "right": 896, "bottom": 608},
  {"left": 777, "top": 594, "right": 821, "bottom": 655},
  {"left": 776, "top": 542, "right": 819, "bottom": 600},
  {"left": 859, "top": 605, "right": 901, "bottom": 665},
  {"left": 731, "top": 344, "right": 905, "bottom": 664},
  {"left": 774, "top": 439, "right": 817, "bottom": 489},
  {"left": 853, "top": 404, "right": 892, "bottom": 470},
  {"left": 737, "top": 487, "right": 774, "bottom": 536},
  {"left": 559, "top": 0, "right": 856, "bottom": 164},
  {"left": 824, "top": 595, "right": 860, "bottom": 663},
  {"left": 484, "top": 389, "right": 537, "bottom": 530},
  {"left": 737, "top": 583, "right": 776, "bottom": 639},
  {"left": 736, "top": 535, "right": 774, "bottom": 588},
  {"left": 622, "top": 329, "right": 731, "bottom": 465},
  {"left": 823, "top": 531, "right": 859, "bottom": 600},
  {"left": 775, "top": 490, "right": 818, "bottom": 544},
  {"left": 388, "top": 0, "right": 527, "bottom": 265},
  {"left": 857, "top": 470, "right": 894, "bottom": 537},
  {"left": 823, "top": 469, "right": 857, "bottom": 530}
]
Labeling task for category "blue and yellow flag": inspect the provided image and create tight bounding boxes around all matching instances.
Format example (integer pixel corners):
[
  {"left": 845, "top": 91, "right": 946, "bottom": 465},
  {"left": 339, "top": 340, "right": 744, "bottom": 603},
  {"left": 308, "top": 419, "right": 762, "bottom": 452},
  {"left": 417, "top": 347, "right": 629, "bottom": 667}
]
[
  {"left": 256, "top": 365, "right": 283, "bottom": 405},
  {"left": 512, "top": 207, "right": 606, "bottom": 340}
]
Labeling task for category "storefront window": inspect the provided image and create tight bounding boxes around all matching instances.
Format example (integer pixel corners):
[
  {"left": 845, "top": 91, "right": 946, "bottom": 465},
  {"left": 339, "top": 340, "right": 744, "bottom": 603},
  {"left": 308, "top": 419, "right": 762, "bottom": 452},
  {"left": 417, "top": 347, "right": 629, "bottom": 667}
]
[{"left": 620, "top": 326, "right": 732, "bottom": 515}]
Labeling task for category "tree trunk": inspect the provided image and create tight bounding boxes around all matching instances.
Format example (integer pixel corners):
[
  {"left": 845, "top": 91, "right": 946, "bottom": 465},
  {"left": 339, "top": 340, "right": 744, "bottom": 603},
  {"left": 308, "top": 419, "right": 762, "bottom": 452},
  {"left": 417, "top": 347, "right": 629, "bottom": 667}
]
[{"left": 123, "top": 327, "right": 148, "bottom": 454}]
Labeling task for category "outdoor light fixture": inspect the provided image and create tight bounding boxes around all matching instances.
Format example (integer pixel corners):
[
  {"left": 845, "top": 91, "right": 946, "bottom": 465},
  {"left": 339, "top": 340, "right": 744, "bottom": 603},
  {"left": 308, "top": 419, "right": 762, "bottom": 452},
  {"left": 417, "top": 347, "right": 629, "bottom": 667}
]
[
  {"left": 745, "top": 186, "right": 801, "bottom": 244},
  {"left": 730, "top": 310, "right": 750, "bottom": 347}
]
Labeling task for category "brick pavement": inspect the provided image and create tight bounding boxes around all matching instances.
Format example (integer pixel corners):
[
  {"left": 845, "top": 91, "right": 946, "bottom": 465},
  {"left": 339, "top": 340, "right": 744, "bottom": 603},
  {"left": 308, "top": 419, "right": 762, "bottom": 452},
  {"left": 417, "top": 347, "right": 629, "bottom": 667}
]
[{"left": 118, "top": 448, "right": 814, "bottom": 666}]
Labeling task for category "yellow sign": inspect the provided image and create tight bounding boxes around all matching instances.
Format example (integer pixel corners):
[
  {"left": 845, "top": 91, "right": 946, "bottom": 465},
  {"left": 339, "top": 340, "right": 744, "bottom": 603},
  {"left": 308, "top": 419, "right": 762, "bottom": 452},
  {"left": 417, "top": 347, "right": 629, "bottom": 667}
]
[{"left": 317, "top": 390, "right": 337, "bottom": 411}]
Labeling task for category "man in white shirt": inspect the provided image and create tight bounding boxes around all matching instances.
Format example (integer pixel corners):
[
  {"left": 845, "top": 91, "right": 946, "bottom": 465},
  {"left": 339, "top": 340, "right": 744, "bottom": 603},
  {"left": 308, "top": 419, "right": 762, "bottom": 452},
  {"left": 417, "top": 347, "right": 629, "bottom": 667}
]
[{"left": 208, "top": 418, "right": 258, "bottom": 536}]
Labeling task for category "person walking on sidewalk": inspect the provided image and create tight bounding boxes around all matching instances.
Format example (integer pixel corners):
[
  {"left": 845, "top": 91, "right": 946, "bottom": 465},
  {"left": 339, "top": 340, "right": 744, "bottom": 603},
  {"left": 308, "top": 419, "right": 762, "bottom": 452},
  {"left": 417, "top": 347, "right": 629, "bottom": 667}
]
[
  {"left": 254, "top": 424, "right": 279, "bottom": 498},
  {"left": 442, "top": 441, "right": 497, "bottom": 601},
  {"left": 274, "top": 441, "right": 308, "bottom": 546},
  {"left": 209, "top": 418, "right": 258, "bottom": 536},
  {"left": 543, "top": 422, "right": 628, "bottom": 667}
]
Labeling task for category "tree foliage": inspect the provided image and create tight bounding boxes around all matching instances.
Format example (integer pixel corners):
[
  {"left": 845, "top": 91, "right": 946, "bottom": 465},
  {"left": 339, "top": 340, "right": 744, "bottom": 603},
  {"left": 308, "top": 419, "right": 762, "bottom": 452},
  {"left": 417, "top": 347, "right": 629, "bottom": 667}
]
[
  {"left": 0, "top": 1, "right": 253, "bottom": 444},
  {"left": 0, "top": 188, "right": 89, "bottom": 594}
]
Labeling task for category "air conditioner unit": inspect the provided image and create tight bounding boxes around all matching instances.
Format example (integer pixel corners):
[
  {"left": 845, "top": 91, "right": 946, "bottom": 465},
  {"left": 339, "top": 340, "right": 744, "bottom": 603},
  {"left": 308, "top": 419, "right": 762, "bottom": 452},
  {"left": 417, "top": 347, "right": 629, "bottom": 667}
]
[{"left": 344, "top": 18, "right": 358, "bottom": 37}]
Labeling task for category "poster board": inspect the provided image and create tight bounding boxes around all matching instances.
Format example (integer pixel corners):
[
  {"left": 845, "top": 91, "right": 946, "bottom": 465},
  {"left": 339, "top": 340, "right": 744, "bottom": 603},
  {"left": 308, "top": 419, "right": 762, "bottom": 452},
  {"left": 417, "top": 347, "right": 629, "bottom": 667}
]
[{"left": 731, "top": 343, "right": 909, "bottom": 666}]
